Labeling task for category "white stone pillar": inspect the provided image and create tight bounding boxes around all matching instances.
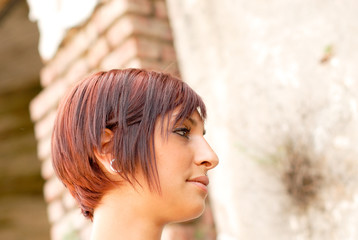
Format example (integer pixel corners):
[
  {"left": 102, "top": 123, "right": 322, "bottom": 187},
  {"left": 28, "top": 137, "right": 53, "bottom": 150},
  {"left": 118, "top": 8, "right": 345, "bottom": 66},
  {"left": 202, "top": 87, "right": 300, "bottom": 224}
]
[{"left": 166, "top": 0, "right": 358, "bottom": 239}]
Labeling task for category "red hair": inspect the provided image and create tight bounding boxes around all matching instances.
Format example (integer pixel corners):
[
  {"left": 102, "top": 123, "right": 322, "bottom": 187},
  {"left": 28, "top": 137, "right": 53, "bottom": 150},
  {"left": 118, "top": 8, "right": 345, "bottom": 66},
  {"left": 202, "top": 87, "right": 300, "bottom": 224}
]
[{"left": 51, "top": 69, "right": 206, "bottom": 220}]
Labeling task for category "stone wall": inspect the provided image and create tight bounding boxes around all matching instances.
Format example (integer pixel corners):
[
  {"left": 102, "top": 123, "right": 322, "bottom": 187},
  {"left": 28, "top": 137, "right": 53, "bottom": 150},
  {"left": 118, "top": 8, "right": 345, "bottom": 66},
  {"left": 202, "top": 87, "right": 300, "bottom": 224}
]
[
  {"left": 167, "top": 0, "right": 358, "bottom": 239},
  {"left": 29, "top": 0, "right": 180, "bottom": 239}
]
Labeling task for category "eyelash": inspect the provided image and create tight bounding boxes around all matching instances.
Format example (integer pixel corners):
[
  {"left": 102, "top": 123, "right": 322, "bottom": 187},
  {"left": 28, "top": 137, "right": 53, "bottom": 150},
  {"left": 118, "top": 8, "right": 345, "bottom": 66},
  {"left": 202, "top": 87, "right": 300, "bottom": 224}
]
[{"left": 173, "top": 127, "right": 191, "bottom": 138}]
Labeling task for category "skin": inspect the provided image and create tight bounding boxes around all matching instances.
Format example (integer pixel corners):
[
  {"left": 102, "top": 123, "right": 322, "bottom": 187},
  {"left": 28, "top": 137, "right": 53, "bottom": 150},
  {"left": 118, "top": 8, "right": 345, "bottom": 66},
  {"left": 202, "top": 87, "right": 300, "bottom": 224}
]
[{"left": 91, "top": 110, "right": 219, "bottom": 240}]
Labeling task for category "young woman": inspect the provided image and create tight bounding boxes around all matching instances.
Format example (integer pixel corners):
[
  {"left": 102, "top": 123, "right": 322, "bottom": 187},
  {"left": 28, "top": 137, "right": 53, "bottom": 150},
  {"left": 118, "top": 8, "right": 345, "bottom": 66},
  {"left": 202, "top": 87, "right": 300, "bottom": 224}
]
[{"left": 51, "top": 68, "right": 219, "bottom": 239}]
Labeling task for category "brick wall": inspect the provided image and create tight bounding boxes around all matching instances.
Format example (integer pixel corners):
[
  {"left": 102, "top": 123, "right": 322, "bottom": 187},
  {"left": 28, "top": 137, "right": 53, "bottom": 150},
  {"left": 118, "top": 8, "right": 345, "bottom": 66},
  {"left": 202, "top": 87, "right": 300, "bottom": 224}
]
[
  {"left": 29, "top": 0, "right": 215, "bottom": 239},
  {"left": 29, "top": 0, "right": 179, "bottom": 239}
]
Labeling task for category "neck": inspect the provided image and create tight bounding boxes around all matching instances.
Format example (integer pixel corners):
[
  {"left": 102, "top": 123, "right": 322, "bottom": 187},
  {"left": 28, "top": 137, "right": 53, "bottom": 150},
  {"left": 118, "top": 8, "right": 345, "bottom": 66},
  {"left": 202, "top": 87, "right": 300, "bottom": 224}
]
[{"left": 90, "top": 189, "right": 164, "bottom": 240}]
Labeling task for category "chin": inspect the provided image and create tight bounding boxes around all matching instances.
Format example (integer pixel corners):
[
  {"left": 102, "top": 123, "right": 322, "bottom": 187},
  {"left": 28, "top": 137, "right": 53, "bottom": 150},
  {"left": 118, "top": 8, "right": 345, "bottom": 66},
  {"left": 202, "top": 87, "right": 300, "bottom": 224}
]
[{"left": 175, "top": 201, "right": 206, "bottom": 223}]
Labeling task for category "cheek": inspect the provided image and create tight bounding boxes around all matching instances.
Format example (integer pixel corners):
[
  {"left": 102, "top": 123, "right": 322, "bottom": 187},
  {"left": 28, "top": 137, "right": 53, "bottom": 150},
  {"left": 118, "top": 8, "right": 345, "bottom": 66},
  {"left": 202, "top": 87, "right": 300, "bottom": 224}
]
[
  {"left": 154, "top": 138, "right": 205, "bottom": 219},
  {"left": 156, "top": 143, "right": 193, "bottom": 177}
]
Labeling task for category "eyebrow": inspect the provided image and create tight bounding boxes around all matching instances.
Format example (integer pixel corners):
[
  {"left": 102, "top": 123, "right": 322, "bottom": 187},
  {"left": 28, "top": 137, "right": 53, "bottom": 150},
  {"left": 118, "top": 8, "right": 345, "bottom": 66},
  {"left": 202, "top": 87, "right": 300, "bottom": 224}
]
[
  {"left": 187, "top": 117, "right": 197, "bottom": 126},
  {"left": 187, "top": 117, "right": 206, "bottom": 135}
]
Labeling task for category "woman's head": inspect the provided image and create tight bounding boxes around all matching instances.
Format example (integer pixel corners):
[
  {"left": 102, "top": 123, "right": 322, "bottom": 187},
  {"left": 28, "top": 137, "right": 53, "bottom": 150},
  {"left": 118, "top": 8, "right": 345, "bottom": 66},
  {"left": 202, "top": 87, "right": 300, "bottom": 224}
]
[{"left": 51, "top": 69, "right": 216, "bottom": 220}]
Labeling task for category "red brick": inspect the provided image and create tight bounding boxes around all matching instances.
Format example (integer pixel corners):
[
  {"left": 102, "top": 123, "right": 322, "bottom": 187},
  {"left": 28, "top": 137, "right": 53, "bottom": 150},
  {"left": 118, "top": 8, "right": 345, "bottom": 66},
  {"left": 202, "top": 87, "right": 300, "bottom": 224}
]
[
  {"left": 107, "top": 14, "right": 173, "bottom": 48},
  {"left": 154, "top": 0, "right": 168, "bottom": 19},
  {"left": 136, "top": 37, "right": 161, "bottom": 60},
  {"left": 44, "top": 176, "right": 66, "bottom": 203},
  {"left": 87, "top": 37, "right": 110, "bottom": 68},
  {"left": 138, "top": 59, "right": 167, "bottom": 71},
  {"left": 106, "top": 16, "right": 134, "bottom": 48},
  {"left": 50, "top": 225, "right": 59, "bottom": 240},
  {"left": 80, "top": 222, "right": 93, "bottom": 240},
  {"left": 169, "top": 63, "right": 180, "bottom": 77},
  {"left": 88, "top": 68, "right": 102, "bottom": 76},
  {"left": 92, "top": 0, "right": 128, "bottom": 34},
  {"left": 123, "top": 57, "right": 142, "bottom": 68},
  {"left": 34, "top": 109, "right": 57, "bottom": 140},
  {"left": 82, "top": 22, "right": 98, "bottom": 46},
  {"left": 39, "top": 62, "right": 62, "bottom": 88},
  {"left": 40, "top": 65, "right": 57, "bottom": 87},
  {"left": 127, "top": 0, "right": 152, "bottom": 15},
  {"left": 30, "top": 79, "right": 66, "bottom": 122},
  {"left": 93, "top": 0, "right": 152, "bottom": 35},
  {"left": 41, "top": 157, "right": 54, "bottom": 180},
  {"left": 37, "top": 135, "right": 51, "bottom": 160},
  {"left": 50, "top": 216, "right": 74, "bottom": 240},
  {"left": 63, "top": 58, "right": 89, "bottom": 85},
  {"left": 63, "top": 191, "right": 78, "bottom": 210},
  {"left": 48, "top": 199, "right": 65, "bottom": 223},
  {"left": 100, "top": 38, "right": 137, "bottom": 69},
  {"left": 140, "top": 59, "right": 179, "bottom": 75},
  {"left": 67, "top": 27, "right": 97, "bottom": 58},
  {"left": 40, "top": 30, "right": 92, "bottom": 87},
  {"left": 67, "top": 209, "right": 88, "bottom": 230},
  {"left": 130, "top": 15, "right": 172, "bottom": 41},
  {"left": 161, "top": 43, "right": 177, "bottom": 62},
  {"left": 124, "top": 57, "right": 179, "bottom": 76},
  {"left": 50, "top": 209, "right": 88, "bottom": 239}
]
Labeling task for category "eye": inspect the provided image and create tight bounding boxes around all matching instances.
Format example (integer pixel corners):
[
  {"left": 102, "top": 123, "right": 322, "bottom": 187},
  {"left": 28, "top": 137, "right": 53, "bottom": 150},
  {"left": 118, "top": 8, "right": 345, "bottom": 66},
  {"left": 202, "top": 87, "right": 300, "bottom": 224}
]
[{"left": 173, "top": 127, "right": 191, "bottom": 138}]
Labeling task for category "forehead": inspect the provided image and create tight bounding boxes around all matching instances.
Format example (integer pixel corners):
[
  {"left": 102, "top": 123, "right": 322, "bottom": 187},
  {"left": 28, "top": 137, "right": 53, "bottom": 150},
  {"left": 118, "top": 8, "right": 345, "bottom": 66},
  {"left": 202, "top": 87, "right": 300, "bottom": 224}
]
[
  {"left": 183, "top": 111, "right": 204, "bottom": 126},
  {"left": 171, "top": 107, "right": 204, "bottom": 123},
  {"left": 156, "top": 108, "right": 203, "bottom": 128}
]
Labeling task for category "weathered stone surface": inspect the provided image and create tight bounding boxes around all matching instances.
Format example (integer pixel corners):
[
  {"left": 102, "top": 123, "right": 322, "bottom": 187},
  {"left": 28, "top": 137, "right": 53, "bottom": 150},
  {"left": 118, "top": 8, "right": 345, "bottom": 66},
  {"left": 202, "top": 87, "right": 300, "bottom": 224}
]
[{"left": 167, "top": 0, "right": 358, "bottom": 239}]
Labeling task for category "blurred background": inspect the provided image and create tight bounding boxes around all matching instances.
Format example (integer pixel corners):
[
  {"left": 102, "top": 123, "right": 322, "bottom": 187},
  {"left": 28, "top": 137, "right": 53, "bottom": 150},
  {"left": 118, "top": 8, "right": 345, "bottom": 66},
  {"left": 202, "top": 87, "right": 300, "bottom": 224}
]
[
  {"left": 1, "top": 0, "right": 358, "bottom": 239},
  {"left": 0, "top": 0, "right": 49, "bottom": 239}
]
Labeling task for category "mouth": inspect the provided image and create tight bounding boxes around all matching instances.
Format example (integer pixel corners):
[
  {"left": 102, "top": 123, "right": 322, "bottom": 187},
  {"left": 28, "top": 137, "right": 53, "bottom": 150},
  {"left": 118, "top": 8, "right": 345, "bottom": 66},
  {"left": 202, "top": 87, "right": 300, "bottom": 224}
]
[{"left": 186, "top": 176, "right": 209, "bottom": 193}]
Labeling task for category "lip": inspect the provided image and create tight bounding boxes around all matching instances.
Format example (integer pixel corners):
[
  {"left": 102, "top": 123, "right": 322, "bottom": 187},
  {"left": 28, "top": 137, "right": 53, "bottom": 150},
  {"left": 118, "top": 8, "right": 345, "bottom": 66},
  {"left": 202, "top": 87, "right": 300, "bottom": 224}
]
[{"left": 187, "top": 176, "right": 209, "bottom": 193}]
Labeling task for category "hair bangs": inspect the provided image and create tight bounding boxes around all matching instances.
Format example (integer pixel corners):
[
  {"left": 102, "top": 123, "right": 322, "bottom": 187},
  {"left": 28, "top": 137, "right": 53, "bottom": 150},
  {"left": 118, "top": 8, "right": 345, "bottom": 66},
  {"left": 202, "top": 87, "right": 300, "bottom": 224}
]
[{"left": 172, "top": 81, "right": 207, "bottom": 126}]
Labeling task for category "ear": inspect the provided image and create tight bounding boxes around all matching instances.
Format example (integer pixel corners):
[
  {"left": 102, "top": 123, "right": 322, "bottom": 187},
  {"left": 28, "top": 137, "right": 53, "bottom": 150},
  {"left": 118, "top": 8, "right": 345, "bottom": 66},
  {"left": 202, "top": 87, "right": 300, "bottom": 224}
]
[{"left": 93, "top": 128, "right": 117, "bottom": 175}]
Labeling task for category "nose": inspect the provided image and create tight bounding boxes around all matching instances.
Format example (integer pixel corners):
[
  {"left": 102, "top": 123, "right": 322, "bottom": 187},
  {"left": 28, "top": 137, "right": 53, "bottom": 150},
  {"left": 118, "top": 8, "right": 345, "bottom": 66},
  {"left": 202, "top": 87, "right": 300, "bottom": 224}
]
[{"left": 194, "top": 137, "right": 219, "bottom": 170}]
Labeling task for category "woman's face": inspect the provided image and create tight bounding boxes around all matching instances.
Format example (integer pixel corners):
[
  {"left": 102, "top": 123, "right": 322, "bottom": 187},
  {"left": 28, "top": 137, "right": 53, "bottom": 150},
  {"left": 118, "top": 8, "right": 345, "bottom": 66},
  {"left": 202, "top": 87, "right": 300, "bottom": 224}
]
[{"left": 142, "top": 109, "right": 219, "bottom": 223}]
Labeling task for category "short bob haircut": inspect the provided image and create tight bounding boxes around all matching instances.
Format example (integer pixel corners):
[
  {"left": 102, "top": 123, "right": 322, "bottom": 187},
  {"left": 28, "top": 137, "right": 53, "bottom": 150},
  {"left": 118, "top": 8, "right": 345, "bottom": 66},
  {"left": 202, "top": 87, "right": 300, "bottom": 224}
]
[{"left": 51, "top": 68, "right": 206, "bottom": 220}]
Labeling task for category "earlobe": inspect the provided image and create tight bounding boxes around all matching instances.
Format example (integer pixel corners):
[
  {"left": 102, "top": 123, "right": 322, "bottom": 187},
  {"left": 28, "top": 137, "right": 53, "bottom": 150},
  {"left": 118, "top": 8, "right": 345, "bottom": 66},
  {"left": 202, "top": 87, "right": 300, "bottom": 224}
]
[{"left": 110, "top": 159, "right": 121, "bottom": 173}]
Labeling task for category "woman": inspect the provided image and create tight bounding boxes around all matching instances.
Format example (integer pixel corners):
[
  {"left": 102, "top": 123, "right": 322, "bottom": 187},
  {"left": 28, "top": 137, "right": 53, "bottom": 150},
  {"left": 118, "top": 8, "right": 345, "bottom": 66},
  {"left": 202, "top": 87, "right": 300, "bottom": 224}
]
[{"left": 51, "top": 68, "right": 219, "bottom": 239}]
